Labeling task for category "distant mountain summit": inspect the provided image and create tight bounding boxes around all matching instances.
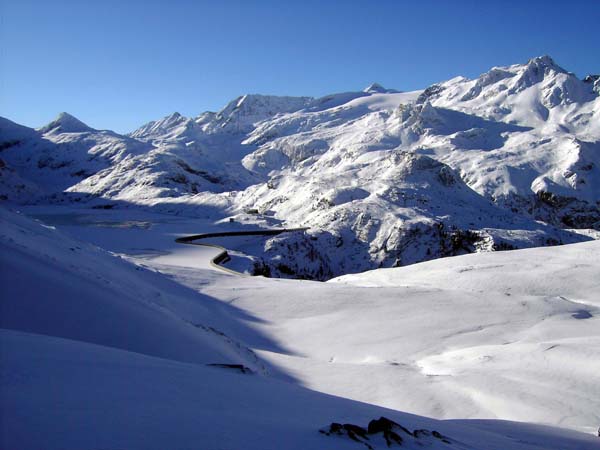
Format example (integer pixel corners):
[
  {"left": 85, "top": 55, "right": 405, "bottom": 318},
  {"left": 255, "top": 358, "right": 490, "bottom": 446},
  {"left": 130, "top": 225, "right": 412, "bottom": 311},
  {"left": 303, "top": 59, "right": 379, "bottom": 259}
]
[
  {"left": 39, "top": 112, "right": 95, "bottom": 134},
  {"left": 363, "top": 82, "right": 400, "bottom": 94}
]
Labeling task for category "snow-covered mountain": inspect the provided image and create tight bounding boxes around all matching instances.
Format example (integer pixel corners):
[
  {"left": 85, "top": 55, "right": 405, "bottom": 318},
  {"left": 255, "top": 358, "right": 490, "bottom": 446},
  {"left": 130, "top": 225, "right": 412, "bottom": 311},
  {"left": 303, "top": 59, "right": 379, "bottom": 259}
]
[
  {"left": 1, "top": 56, "right": 599, "bottom": 278},
  {"left": 0, "top": 113, "right": 150, "bottom": 202}
]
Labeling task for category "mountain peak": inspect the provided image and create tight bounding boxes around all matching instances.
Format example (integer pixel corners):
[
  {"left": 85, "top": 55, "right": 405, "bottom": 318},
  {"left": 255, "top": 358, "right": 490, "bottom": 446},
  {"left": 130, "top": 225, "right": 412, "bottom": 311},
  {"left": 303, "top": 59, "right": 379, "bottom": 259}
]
[
  {"left": 363, "top": 83, "right": 399, "bottom": 94},
  {"left": 525, "top": 55, "right": 567, "bottom": 74},
  {"left": 208, "top": 94, "right": 314, "bottom": 133},
  {"left": 161, "top": 112, "right": 188, "bottom": 126},
  {"left": 39, "top": 112, "right": 94, "bottom": 134},
  {"left": 128, "top": 112, "right": 192, "bottom": 140}
]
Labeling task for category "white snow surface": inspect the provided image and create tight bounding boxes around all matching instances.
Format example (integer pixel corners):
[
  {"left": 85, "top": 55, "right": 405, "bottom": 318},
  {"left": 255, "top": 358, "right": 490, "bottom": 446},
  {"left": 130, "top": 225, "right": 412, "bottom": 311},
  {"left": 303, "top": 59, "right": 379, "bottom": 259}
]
[
  {"left": 1, "top": 54, "right": 600, "bottom": 448},
  {"left": 2, "top": 205, "right": 599, "bottom": 449}
]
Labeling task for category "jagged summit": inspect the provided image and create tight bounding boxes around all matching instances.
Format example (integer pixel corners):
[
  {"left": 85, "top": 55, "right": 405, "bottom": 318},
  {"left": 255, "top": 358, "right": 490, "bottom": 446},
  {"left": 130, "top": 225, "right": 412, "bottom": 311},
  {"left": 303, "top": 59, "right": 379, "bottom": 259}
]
[
  {"left": 205, "top": 94, "right": 314, "bottom": 133},
  {"left": 167, "top": 111, "right": 182, "bottom": 120},
  {"left": 363, "top": 83, "right": 399, "bottom": 94},
  {"left": 525, "top": 55, "right": 567, "bottom": 73},
  {"left": 128, "top": 111, "right": 193, "bottom": 140},
  {"left": 39, "top": 112, "right": 94, "bottom": 134}
]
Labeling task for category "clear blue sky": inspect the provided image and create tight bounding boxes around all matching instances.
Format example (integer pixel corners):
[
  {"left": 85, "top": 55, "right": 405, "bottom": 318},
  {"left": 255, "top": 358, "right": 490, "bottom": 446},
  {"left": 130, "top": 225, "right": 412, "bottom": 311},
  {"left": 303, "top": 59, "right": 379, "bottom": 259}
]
[{"left": 2, "top": 0, "right": 599, "bottom": 134}]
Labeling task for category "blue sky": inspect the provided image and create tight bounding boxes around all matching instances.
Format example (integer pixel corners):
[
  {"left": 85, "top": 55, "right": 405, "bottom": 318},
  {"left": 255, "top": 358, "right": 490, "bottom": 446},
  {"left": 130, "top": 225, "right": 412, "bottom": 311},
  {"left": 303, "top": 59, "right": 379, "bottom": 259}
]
[{"left": 2, "top": 0, "right": 599, "bottom": 133}]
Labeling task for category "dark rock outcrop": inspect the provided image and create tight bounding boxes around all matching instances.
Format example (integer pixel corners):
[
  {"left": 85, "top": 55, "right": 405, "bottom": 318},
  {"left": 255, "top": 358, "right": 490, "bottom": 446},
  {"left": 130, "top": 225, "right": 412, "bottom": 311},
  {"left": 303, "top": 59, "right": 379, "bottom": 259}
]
[{"left": 320, "top": 416, "right": 456, "bottom": 448}]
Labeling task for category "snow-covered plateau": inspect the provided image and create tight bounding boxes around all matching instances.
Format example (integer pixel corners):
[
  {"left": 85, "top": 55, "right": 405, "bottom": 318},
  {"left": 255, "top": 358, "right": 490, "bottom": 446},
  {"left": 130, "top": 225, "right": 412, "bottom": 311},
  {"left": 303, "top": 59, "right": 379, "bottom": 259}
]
[{"left": 1, "top": 56, "right": 600, "bottom": 449}]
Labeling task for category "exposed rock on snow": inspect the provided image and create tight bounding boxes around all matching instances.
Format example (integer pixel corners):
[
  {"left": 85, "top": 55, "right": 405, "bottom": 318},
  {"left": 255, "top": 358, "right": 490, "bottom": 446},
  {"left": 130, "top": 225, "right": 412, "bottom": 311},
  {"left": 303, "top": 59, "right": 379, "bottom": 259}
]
[{"left": 320, "top": 417, "right": 455, "bottom": 449}]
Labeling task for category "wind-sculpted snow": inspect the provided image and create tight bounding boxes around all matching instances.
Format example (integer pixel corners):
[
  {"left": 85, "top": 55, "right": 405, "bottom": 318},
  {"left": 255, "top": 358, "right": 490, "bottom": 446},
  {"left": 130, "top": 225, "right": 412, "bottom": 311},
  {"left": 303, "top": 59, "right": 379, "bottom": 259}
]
[{"left": 1, "top": 56, "right": 599, "bottom": 276}]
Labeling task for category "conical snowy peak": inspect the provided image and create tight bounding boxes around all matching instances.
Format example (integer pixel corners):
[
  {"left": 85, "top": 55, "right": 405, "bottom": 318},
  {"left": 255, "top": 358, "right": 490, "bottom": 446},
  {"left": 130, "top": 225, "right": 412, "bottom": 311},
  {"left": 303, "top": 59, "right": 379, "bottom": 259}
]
[
  {"left": 363, "top": 83, "right": 399, "bottom": 94},
  {"left": 39, "top": 112, "right": 94, "bottom": 134},
  {"left": 364, "top": 83, "right": 385, "bottom": 93}
]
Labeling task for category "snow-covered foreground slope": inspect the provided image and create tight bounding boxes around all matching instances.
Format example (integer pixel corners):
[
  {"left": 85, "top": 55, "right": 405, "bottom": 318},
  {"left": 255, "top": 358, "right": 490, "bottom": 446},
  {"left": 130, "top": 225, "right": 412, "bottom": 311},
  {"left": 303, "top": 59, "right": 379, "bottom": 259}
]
[
  {"left": 0, "top": 207, "right": 272, "bottom": 370},
  {"left": 4, "top": 208, "right": 600, "bottom": 449},
  {"left": 172, "top": 236, "right": 600, "bottom": 435},
  {"left": 5, "top": 329, "right": 599, "bottom": 450}
]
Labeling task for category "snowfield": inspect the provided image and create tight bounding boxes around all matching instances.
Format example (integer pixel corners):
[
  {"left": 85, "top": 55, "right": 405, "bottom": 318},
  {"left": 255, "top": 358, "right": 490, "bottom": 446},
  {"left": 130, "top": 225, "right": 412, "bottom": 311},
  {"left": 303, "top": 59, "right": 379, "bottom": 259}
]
[
  {"left": 2, "top": 206, "right": 599, "bottom": 449},
  {"left": 1, "top": 54, "right": 600, "bottom": 448}
]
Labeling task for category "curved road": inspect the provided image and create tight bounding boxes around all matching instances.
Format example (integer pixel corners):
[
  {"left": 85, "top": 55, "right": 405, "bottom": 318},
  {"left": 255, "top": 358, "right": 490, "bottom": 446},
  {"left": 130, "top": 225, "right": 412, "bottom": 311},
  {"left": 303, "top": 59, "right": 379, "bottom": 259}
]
[{"left": 175, "top": 228, "right": 309, "bottom": 276}]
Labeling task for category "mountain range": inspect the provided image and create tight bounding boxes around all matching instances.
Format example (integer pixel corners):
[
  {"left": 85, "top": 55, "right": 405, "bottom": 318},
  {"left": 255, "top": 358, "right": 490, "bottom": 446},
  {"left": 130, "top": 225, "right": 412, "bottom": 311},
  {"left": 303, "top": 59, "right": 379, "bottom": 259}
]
[{"left": 1, "top": 55, "right": 599, "bottom": 279}]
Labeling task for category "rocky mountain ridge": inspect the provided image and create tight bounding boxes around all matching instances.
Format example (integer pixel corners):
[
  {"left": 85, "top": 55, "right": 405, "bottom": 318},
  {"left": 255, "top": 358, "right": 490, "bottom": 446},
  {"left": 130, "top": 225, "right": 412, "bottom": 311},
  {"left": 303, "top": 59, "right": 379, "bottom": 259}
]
[{"left": 1, "top": 55, "right": 598, "bottom": 278}]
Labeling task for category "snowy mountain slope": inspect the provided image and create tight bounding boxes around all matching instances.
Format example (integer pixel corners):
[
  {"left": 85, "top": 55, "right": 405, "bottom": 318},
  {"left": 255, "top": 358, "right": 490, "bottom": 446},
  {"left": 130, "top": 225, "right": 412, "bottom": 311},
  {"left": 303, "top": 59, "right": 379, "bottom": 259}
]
[
  {"left": 233, "top": 150, "right": 587, "bottom": 279},
  {"left": 0, "top": 112, "right": 257, "bottom": 203},
  {"left": 185, "top": 239, "right": 600, "bottom": 435},
  {"left": 1, "top": 55, "right": 599, "bottom": 277},
  {"left": 63, "top": 95, "right": 318, "bottom": 201},
  {"left": 129, "top": 95, "right": 314, "bottom": 144},
  {"left": 221, "top": 57, "right": 599, "bottom": 277},
  {"left": 2, "top": 207, "right": 600, "bottom": 449},
  {"left": 333, "top": 232, "right": 600, "bottom": 301},
  {"left": 0, "top": 114, "right": 150, "bottom": 201},
  {"left": 200, "top": 93, "right": 314, "bottom": 134},
  {"left": 4, "top": 329, "right": 598, "bottom": 450},
  {"left": 68, "top": 140, "right": 259, "bottom": 201},
  {"left": 415, "top": 56, "right": 600, "bottom": 225},
  {"left": 128, "top": 111, "right": 195, "bottom": 142},
  {"left": 0, "top": 207, "right": 264, "bottom": 369}
]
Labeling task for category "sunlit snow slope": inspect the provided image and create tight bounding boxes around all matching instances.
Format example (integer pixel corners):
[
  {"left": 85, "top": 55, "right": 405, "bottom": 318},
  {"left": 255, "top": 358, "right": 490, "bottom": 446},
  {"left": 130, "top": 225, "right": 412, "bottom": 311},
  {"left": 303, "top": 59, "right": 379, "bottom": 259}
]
[
  {"left": 193, "top": 239, "right": 600, "bottom": 435},
  {"left": 4, "top": 207, "right": 599, "bottom": 449}
]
